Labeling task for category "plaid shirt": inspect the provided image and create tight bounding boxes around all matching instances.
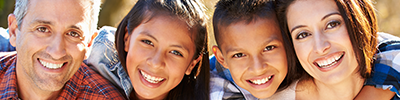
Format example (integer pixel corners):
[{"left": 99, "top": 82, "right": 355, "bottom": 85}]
[
  {"left": 0, "top": 52, "right": 126, "bottom": 100},
  {"left": 365, "top": 32, "right": 400, "bottom": 100}
]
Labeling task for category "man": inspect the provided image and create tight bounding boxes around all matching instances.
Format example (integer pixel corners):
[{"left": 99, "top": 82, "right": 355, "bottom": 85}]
[{"left": 0, "top": 0, "right": 125, "bottom": 99}]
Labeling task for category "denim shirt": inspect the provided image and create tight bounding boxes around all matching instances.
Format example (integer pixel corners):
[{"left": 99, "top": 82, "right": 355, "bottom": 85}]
[
  {"left": 0, "top": 27, "right": 16, "bottom": 52},
  {"left": 85, "top": 26, "right": 133, "bottom": 97}
]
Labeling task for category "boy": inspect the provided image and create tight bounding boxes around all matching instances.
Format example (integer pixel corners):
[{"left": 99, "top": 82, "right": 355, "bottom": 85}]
[{"left": 209, "top": 0, "right": 298, "bottom": 99}]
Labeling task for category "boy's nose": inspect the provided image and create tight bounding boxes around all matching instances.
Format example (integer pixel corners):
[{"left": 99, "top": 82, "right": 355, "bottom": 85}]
[{"left": 250, "top": 56, "right": 267, "bottom": 74}]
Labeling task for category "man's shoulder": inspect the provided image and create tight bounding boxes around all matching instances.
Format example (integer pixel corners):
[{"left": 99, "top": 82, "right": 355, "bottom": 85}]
[
  {"left": 62, "top": 64, "right": 126, "bottom": 99},
  {"left": 0, "top": 52, "right": 17, "bottom": 70}
]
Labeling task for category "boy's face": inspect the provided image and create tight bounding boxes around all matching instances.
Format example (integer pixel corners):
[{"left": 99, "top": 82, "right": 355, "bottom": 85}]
[{"left": 213, "top": 18, "right": 287, "bottom": 98}]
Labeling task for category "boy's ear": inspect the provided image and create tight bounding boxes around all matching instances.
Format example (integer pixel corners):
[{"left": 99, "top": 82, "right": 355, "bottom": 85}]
[
  {"left": 213, "top": 46, "right": 229, "bottom": 69},
  {"left": 186, "top": 54, "right": 203, "bottom": 75},
  {"left": 8, "top": 14, "right": 18, "bottom": 47},
  {"left": 124, "top": 27, "right": 130, "bottom": 52}
]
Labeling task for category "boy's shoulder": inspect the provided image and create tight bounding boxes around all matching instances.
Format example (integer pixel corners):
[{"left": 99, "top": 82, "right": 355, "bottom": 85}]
[{"left": 209, "top": 55, "right": 257, "bottom": 100}]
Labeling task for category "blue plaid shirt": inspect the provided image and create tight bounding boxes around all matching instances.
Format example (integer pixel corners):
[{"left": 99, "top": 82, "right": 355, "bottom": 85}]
[{"left": 365, "top": 32, "right": 400, "bottom": 100}]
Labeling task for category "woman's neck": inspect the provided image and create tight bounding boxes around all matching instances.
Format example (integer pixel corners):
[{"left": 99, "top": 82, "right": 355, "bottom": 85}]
[{"left": 296, "top": 73, "right": 364, "bottom": 100}]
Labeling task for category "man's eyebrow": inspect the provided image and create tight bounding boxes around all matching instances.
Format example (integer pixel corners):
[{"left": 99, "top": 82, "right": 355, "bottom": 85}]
[
  {"left": 69, "top": 25, "right": 82, "bottom": 31},
  {"left": 30, "top": 20, "right": 52, "bottom": 25}
]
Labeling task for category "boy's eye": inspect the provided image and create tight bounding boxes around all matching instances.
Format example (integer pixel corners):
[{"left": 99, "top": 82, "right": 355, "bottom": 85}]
[
  {"left": 141, "top": 40, "right": 154, "bottom": 46},
  {"left": 37, "top": 27, "right": 50, "bottom": 33},
  {"left": 326, "top": 20, "right": 340, "bottom": 29},
  {"left": 264, "top": 45, "right": 276, "bottom": 51},
  {"left": 232, "top": 53, "right": 246, "bottom": 58},
  {"left": 170, "top": 50, "right": 183, "bottom": 57},
  {"left": 296, "top": 31, "right": 311, "bottom": 39},
  {"left": 67, "top": 31, "right": 81, "bottom": 38}
]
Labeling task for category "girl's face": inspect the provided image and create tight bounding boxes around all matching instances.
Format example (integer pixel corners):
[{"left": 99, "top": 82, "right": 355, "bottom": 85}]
[
  {"left": 286, "top": 0, "right": 359, "bottom": 84},
  {"left": 124, "top": 16, "right": 200, "bottom": 99}
]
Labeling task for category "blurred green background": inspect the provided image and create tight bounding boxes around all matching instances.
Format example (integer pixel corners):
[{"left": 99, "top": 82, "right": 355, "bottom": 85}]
[{"left": 0, "top": 0, "right": 399, "bottom": 51}]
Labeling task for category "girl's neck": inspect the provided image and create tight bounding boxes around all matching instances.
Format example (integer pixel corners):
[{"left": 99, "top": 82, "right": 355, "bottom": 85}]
[{"left": 296, "top": 73, "right": 364, "bottom": 100}]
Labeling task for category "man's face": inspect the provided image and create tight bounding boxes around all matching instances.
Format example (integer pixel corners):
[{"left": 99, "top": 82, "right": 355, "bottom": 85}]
[{"left": 9, "top": 0, "right": 91, "bottom": 91}]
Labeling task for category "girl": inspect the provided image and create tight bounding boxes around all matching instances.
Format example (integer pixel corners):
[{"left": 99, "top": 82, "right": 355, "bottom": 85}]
[{"left": 88, "top": 0, "right": 210, "bottom": 99}]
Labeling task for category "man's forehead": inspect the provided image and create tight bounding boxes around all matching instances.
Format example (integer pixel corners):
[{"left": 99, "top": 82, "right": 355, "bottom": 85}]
[{"left": 26, "top": 0, "right": 92, "bottom": 31}]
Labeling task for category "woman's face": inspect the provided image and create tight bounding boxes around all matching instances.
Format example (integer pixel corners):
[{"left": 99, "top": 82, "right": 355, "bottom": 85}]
[
  {"left": 124, "top": 16, "right": 199, "bottom": 99},
  {"left": 286, "top": 0, "right": 359, "bottom": 84}
]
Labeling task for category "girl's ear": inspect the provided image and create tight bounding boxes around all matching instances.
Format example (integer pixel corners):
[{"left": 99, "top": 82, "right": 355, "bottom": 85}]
[
  {"left": 124, "top": 27, "right": 130, "bottom": 52},
  {"left": 213, "top": 46, "right": 229, "bottom": 69},
  {"left": 186, "top": 54, "right": 203, "bottom": 75}
]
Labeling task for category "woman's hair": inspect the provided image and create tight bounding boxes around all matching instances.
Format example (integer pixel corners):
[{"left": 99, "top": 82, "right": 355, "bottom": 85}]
[
  {"left": 114, "top": 0, "right": 209, "bottom": 99},
  {"left": 276, "top": 0, "right": 378, "bottom": 80}
]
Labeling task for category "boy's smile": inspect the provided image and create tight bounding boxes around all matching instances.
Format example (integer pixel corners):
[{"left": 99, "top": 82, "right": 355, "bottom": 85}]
[{"left": 214, "top": 17, "right": 287, "bottom": 99}]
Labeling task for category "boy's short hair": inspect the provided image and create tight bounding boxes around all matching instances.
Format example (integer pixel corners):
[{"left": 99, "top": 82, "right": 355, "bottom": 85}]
[{"left": 213, "top": 0, "right": 276, "bottom": 48}]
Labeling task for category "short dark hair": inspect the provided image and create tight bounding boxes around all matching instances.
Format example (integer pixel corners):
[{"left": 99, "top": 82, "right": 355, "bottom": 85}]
[
  {"left": 276, "top": 0, "right": 378, "bottom": 80},
  {"left": 213, "top": 0, "right": 296, "bottom": 92},
  {"left": 114, "top": 0, "right": 210, "bottom": 99},
  {"left": 213, "top": 0, "right": 276, "bottom": 48}
]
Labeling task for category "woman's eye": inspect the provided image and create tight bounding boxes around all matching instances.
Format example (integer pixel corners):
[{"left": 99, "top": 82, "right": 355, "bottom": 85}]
[
  {"left": 141, "top": 40, "right": 154, "bottom": 46},
  {"left": 67, "top": 31, "right": 81, "bottom": 38},
  {"left": 326, "top": 21, "right": 341, "bottom": 29},
  {"left": 232, "top": 53, "right": 245, "bottom": 58},
  {"left": 37, "top": 27, "right": 49, "bottom": 33},
  {"left": 264, "top": 45, "right": 276, "bottom": 51},
  {"left": 170, "top": 50, "right": 183, "bottom": 57},
  {"left": 296, "top": 32, "right": 311, "bottom": 39}
]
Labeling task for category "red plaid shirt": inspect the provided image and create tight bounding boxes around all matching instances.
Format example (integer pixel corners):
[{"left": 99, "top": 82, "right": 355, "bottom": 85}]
[{"left": 0, "top": 52, "right": 126, "bottom": 100}]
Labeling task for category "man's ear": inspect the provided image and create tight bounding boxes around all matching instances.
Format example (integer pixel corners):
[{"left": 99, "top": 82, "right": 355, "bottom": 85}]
[
  {"left": 185, "top": 54, "right": 203, "bottom": 75},
  {"left": 8, "top": 14, "right": 18, "bottom": 47},
  {"left": 87, "top": 31, "right": 98, "bottom": 47},
  {"left": 124, "top": 27, "right": 130, "bottom": 52},
  {"left": 212, "top": 46, "right": 229, "bottom": 69}
]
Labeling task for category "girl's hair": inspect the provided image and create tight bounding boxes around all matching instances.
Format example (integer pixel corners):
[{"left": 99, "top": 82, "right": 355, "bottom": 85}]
[
  {"left": 114, "top": 0, "right": 209, "bottom": 99},
  {"left": 276, "top": 0, "right": 378, "bottom": 80}
]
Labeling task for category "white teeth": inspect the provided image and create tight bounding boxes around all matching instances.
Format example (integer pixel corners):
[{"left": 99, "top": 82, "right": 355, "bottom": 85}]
[
  {"left": 140, "top": 70, "right": 165, "bottom": 84},
  {"left": 250, "top": 76, "right": 272, "bottom": 85},
  {"left": 316, "top": 53, "right": 344, "bottom": 68},
  {"left": 39, "top": 60, "right": 63, "bottom": 69}
]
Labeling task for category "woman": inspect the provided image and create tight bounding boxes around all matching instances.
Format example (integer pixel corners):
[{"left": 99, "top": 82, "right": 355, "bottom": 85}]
[{"left": 276, "top": 0, "right": 398, "bottom": 99}]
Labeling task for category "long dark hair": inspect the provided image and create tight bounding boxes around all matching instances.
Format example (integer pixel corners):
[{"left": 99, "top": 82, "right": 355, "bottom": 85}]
[
  {"left": 276, "top": 0, "right": 378, "bottom": 80},
  {"left": 114, "top": 0, "right": 210, "bottom": 99}
]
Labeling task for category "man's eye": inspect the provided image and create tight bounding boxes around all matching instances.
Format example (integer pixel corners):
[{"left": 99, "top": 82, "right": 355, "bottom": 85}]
[
  {"left": 170, "top": 50, "right": 183, "bottom": 57},
  {"left": 232, "top": 53, "right": 245, "bottom": 58},
  {"left": 67, "top": 31, "right": 81, "bottom": 38},
  {"left": 326, "top": 20, "right": 341, "bottom": 29},
  {"left": 296, "top": 32, "right": 311, "bottom": 39},
  {"left": 264, "top": 45, "right": 276, "bottom": 51},
  {"left": 141, "top": 40, "right": 154, "bottom": 46},
  {"left": 37, "top": 27, "right": 49, "bottom": 33}
]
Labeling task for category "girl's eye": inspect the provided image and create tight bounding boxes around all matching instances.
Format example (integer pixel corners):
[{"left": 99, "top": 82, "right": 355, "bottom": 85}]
[
  {"left": 170, "top": 50, "right": 183, "bottom": 57},
  {"left": 37, "top": 27, "right": 49, "bottom": 33},
  {"left": 67, "top": 31, "right": 81, "bottom": 38},
  {"left": 264, "top": 45, "right": 276, "bottom": 51},
  {"left": 232, "top": 53, "right": 246, "bottom": 58},
  {"left": 326, "top": 20, "right": 341, "bottom": 29},
  {"left": 141, "top": 40, "right": 154, "bottom": 46},
  {"left": 296, "top": 31, "right": 311, "bottom": 39}
]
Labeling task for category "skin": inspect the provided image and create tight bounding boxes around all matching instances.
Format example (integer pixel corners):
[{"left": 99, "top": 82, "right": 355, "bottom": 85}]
[
  {"left": 124, "top": 16, "right": 202, "bottom": 99},
  {"left": 213, "top": 18, "right": 287, "bottom": 99},
  {"left": 8, "top": 0, "right": 91, "bottom": 99},
  {"left": 286, "top": 0, "right": 363, "bottom": 99}
]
